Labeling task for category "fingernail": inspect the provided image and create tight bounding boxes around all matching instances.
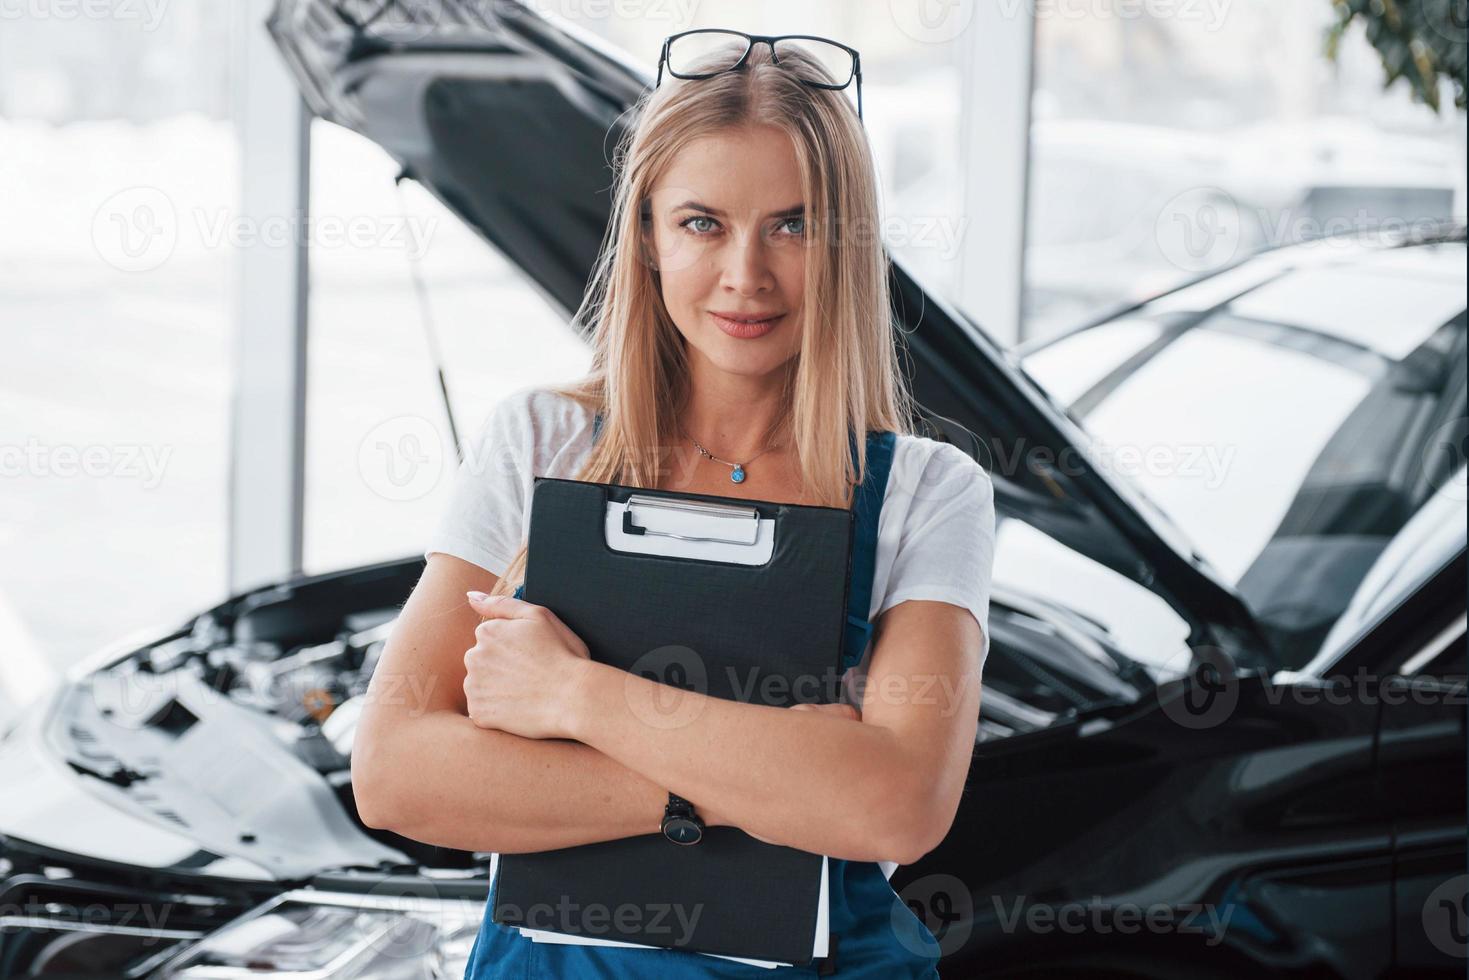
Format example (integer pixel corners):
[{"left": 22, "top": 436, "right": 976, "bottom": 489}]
[{"left": 466, "top": 590, "right": 489, "bottom": 602}]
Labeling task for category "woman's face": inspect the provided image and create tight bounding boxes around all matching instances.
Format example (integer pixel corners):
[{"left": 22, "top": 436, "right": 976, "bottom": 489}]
[{"left": 646, "top": 124, "right": 808, "bottom": 381}]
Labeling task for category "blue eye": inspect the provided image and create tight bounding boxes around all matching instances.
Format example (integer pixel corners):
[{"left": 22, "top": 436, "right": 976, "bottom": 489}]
[
  {"left": 779, "top": 216, "right": 805, "bottom": 236},
  {"left": 680, "top": 215, "right": 719, "bottom": 235}
]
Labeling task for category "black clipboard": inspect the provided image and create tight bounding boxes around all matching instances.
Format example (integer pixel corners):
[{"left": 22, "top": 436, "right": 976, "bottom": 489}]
[{"left": 490, "top": 476, "right": 856, "bottom": 966}]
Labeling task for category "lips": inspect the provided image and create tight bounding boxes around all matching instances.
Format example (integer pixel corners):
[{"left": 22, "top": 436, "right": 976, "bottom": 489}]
[
  {"left": 710, "top": 310, "right": 785, "bottom": 339},
  {"left": 710, "top": 311, "right": 784, "bottom": 323}
]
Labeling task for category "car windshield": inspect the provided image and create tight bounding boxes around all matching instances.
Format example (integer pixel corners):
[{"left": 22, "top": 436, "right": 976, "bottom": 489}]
[{"left": 1022, "top": 243, "right": 1467, "bottom": 669}]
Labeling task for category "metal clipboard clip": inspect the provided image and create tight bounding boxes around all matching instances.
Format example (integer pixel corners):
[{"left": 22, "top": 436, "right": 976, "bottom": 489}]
[{"left": 605, "top": 494, "right": 776, "bottom": 565}]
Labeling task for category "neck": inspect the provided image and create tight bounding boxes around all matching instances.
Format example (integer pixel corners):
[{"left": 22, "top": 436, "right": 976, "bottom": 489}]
[{"left": 678, "top": 357, "right": 791, "bottom": 460}]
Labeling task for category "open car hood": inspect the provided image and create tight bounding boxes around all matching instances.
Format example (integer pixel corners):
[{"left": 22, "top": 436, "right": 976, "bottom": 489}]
[{"left": 267, "top": 0, "right": 1272, "bottom": 669}]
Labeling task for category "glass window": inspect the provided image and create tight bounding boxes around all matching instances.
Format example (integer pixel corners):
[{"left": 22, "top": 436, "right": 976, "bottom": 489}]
[
  {"left": 1021, "top": 317, "right": 1166, "bottom": 406},
  {"left": 1024, "top": 1, "right": 1468, "bottom": 344},
  {"left": 1034, "top": 282, "right": 1466, "bottom": 669},
  {"left": 0, "top": 8, "right": 233, "bottom": 698},
  {"left": 1080, "top": 323, "right": 1374, "bottom": 583},
  {"left": 302, "top": 121, "right": 592, "bottom": 574}
]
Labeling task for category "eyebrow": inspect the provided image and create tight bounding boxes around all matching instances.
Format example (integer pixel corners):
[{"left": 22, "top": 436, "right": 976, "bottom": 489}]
[{"left": 673, "top": 200, "right": 805, "bottom": 219}]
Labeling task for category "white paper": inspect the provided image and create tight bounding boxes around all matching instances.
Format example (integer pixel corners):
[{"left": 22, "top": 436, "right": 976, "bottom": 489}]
[
  {"left": 604, "top": 497, "right": 776, "bottom": 565},
  {"left": 512, "top": 855, "right": 830, "bottom": 969}
]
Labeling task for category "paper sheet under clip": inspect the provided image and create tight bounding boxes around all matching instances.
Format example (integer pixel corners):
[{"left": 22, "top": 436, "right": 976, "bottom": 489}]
[
  {"left": 605, "top": 494, "right": 776, "bottom": 565},
  {"left": 503, "top": 853, "right": 830, "bottom": 969}
]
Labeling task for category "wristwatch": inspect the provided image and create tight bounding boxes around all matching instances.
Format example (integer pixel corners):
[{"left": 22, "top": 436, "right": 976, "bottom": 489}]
[{"left": 661, "top": 792, "right": 705, "bottom": 845}]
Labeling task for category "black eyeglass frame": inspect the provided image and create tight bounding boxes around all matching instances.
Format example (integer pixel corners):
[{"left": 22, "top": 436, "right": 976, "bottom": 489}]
[{"left": 655, "top": 28, "right": 863, "bottom": 123}]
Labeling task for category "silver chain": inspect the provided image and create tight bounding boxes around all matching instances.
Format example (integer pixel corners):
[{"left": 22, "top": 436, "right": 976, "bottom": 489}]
[{"left": 680, "top": 425, "right": 783, "bottom": 474}]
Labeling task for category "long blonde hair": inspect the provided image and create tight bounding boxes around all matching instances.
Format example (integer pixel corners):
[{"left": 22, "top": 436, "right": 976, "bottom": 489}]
[{"left": 490, "top": 39, "right": 917, "bottom": 595}]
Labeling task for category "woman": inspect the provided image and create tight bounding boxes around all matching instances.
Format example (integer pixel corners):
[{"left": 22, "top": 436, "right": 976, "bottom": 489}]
[{"left": 354, "top": 32, "right": 996, "bottom": 978}]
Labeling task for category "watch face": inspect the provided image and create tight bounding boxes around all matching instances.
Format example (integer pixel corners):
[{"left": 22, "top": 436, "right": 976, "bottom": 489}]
[{"left": 663, "top": 817, "right": 703, "bottom": 845}]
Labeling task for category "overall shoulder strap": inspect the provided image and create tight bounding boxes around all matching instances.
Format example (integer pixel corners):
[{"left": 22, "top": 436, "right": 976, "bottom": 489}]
[{"left": 841, "top": 429, "right": 896, "bottom": 672}]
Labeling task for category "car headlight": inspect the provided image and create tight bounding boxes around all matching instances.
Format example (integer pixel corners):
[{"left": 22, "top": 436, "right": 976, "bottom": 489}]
[{"left": 152, "top": 888, "right": 481, "bottom": 978}]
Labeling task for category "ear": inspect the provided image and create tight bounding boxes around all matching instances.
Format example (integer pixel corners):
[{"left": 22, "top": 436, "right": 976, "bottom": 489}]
[
  {"left": 637, "top": 202, "right": 659, "bottom": 272},
  {"left": 639, "top": 231, "right": 660, "bottom": 273}
]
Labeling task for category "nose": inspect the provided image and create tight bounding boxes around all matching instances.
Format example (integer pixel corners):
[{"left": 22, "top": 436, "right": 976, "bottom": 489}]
[{"left": 719, "top": 227, "right": 776, "bottom": 296}]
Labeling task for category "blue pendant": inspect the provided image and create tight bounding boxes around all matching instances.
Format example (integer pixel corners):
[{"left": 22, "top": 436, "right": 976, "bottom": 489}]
[{"left": 731, "top": 465, "right": 745, "bottom": 484}]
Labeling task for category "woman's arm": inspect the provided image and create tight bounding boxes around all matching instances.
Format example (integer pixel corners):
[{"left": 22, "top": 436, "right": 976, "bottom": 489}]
[
  {"left": 353, "top": 553, "right": 737, "bottom": 853},
  {"left": 565, "top": 598, "right": 984, "bottom": 866}
]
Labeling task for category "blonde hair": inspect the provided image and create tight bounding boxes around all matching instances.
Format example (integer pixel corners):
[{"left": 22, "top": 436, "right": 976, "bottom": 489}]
[{"left": 490, "top": 39, "right": 918, "bottom": 595}]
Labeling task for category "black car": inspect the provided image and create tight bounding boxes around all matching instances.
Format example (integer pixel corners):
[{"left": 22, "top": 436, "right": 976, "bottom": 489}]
[{"left": 1, "top": 2, "right": 1464, "bottom": 978}]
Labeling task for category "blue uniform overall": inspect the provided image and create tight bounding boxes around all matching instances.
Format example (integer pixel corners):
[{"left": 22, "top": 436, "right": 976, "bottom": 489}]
[{"left": 466, "top": 417, "right": 943, "bottom": 978}]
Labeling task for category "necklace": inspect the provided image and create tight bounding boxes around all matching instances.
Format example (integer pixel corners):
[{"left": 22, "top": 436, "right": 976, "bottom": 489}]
[{"left": 681, "top": 425, "right": 783, "bottom": 484}]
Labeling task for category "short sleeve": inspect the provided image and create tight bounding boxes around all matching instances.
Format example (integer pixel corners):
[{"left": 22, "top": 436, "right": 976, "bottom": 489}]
[
  {"left": 877, "top": 443, "right": 997, "bottom": 670},
  {"left": 422, "top": 388, "right": 536, "bottom": 577}
]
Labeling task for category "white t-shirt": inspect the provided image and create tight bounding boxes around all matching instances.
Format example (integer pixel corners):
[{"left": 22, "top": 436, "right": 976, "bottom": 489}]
[
  {"left": 425, "top": 385, "right": 996, "bottom": 881},
  {"left": 424, "top": 384, "right": 997, "bottom": 674}
]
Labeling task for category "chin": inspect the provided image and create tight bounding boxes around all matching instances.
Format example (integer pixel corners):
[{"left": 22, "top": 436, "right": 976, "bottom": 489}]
[{"left": 701, "top": 340, "right": 797, "bottom": 377}]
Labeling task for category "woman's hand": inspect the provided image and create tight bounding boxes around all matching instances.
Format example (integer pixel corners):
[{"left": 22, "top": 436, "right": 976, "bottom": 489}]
[
  {"left": 462, "top": 591, "right": 594, "bottom": 740},
  {"left": 736, "top": 701, "right": 864, "bottom": 846}
]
